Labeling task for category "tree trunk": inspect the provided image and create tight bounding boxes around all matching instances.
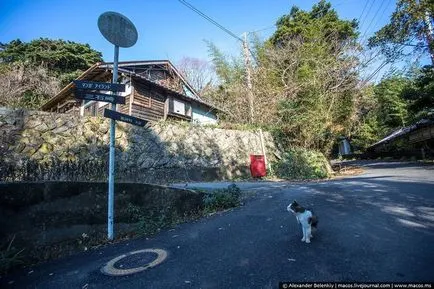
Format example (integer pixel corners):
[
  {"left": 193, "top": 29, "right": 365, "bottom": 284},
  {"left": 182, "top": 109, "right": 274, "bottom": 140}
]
[{"left": 424, "top": 11, "right": 434, "bottom": 65}]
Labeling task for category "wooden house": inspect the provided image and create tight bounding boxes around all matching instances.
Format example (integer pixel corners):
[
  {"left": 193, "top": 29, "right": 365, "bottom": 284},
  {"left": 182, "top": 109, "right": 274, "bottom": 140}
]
[
  {"left": 40, "top": 60, "right": 219, "bottom": 124},
  {"left": 366, "top": 118, "right": 434, "bottom": 158}
]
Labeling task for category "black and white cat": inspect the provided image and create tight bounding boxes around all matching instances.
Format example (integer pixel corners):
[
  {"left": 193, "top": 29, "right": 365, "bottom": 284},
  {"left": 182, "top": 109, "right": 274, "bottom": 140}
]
[{"left": 287, "top": 200, "right": 318, "bottom": 243}]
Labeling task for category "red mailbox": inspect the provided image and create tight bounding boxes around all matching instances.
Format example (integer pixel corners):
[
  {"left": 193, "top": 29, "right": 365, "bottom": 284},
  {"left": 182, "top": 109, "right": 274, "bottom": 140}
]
[{"left": 250, "top": 155, "right": 266, "bottom": 178}]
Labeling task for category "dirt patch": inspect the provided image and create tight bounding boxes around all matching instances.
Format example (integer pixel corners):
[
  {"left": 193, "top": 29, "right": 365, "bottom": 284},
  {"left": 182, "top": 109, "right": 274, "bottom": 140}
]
[{"left": 331, "top": 164, "right": 365, "bottom": 177}]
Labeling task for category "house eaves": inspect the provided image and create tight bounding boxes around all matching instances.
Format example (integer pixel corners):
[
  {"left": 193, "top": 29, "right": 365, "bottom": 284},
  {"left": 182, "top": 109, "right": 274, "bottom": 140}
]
[
  {"left": 40, "top": 63, "right": 103, "bottom": 110},
  {"left": 98, "top": 60, "right": 201, "bottom": 100},
  {"left": 120, "top": 68, "right": 220, "bottom": 112},
  {"left": 41, "top": 60, "right": 222, "bottom": 113},
  {"left": 368, "top": 118, "right": 434, "bottom": 149}
]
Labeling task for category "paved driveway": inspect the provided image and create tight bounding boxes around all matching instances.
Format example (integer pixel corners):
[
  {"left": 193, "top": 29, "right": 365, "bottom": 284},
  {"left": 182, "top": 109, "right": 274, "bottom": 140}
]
[{"left": 2, "top": 161, "right": 434, "bottom": 288}]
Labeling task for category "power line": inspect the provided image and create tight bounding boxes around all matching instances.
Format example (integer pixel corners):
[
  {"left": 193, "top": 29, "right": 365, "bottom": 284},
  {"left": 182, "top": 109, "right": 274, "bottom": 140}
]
[
  {"left": 358, "top": 0, "right": 371, "bottom": 24},
  {"left": 367, "top": 0, "right": 393, "bottom": 38},
  {"left": 178, "top": 0, "right": 257, "bottom": 119},
  {"left": 249, "top": 25, "right": 275, "bottom": 34},
  {"left": 376, "top": 0, "right": 393, "bottom": 24},
  {"left": 178, "top": 0, "right": 258, "bottom": 62},
  {"left": 359, "top": 0, "right": 376, "bottom": 32},
  {"left": 178, "top": 0, "right": 243, "bottom": 42},
  {"left": 357, "top": 0, "right": 393, "bottom": 59},
  {"left": 363, "top": 41, "right": 409, "bottom": 84},
  {"left": 360, "top": 0, "right": 388, "bottom": 42}
]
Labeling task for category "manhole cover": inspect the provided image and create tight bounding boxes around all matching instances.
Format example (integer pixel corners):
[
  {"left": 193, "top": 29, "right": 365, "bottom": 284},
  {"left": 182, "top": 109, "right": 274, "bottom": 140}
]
[{"left": 101, "top": 249, "right": 167, "bottom": 276}]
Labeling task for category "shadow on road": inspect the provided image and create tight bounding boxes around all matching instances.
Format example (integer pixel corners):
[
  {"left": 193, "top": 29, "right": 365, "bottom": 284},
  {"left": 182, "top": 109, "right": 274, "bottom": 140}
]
[
  {"left": 335, "top": 159, "right": 433, "bottom": 169},
  {"left": 1, "top": 166, "right": 434, "bottom": 287},
  {"left": 309, "top": 177, "right": 434, "bottom": 236}
]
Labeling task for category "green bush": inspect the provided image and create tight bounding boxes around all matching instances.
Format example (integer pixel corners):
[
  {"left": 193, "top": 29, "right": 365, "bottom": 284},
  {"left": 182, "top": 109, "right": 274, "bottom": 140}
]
[
  {"left": 130, "top": 206, "right": 180, "bottom": 236},
  {"left": 135, "top": 212, "right": 175, "bottom": 236},
  {"left": 272, "top": 148, "right": 331, "bottom": 180},
  {"left": 203, "top": 184, "right": 241, "bottom": 213},
  {"left": 126, "top": 185, "right": 243, "bottom": 236}
]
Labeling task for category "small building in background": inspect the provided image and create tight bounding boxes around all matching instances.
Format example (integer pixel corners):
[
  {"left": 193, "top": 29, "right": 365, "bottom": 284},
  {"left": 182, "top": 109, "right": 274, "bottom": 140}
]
[
  {"left": 338, "top": 137, "right": 352, "bottom": 156},
  {"left": 40, "top": 60, "right": 219, "bottom": 125},
  {"left": 366, "top": 118, "right": 434, "bottom": 159}
]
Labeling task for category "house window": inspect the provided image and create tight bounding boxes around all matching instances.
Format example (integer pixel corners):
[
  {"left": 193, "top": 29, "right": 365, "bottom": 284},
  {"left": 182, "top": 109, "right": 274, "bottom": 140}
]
[{"left": 173, "top": 99, "right": 185, "bottom": 115}]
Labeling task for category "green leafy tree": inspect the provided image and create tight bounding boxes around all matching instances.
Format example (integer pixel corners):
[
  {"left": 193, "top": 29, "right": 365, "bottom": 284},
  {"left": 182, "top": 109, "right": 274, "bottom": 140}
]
[
  {"left": 348, "top": 85, "right": 388, "bottom": 151},
  {"left": 353, "top": 67, "right": 433, "bottom": 150},
  {"left": 207, "top": 1, "right": 364, "bottom": 154},
  {"left": 265, "top": 1, "right": 361, "bottom": 153},
  {"left": 403, "top": 65, "right": 434, "bottom": 121},
  {"left": 204, "top": 41, "right": 247, "bottom": 119},
  {"left": 270, "top": 0, "right": 358, "bottom": 48},
  {"left": 0, "top": 38, "right": 102, "bottom": 85},
  {"left": 351, "top": 75, "right": 414, "bottom": 150},
  {"left": 374, "top": 76, "right": 410, "bottom": 128},
  {"left": 368, "top": 0, "right": 434, "bottom": 64},
  {"left": 0, "top": 38, "right": 102, "bottom": 109}
]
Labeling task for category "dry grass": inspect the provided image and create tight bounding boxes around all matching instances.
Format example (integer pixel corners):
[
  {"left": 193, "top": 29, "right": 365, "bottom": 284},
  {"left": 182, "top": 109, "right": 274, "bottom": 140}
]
[{"left": 332, "top": 164, "right": 365, "bottom": 177}]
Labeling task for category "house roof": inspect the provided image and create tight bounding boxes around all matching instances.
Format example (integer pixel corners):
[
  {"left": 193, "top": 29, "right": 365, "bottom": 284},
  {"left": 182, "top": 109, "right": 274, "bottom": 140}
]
[
  {"left": 124, "top": 68, "right": 217, "bottom": 109},
  {"left": 40, "top": 60, "right": 219, "bottom": 111},
  {"left": 368, "top": 118, "right": 434, "bottom": 149},
  {"left": 97, "top": 60, "right": 201, "bottom": 100}
]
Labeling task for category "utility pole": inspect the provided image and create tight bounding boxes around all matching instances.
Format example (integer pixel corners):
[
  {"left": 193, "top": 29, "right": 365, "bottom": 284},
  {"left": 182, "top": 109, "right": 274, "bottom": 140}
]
[{"left": 242, "top": 32, "right": 254, "bottom": 124}]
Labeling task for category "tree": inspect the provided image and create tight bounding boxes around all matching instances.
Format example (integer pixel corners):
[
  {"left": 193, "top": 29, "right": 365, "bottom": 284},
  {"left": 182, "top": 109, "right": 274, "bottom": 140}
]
[
  {"left": 259, "top": 35, "right": 361, "bottom": 153},
  {"left": 374, "top": 76, "right": 410, "bottom": 128},
  {"left": 0, "top": 38, "right": 103, "bottom": 85},
  {"left": 352, "top": 65, "right": 434, "bottom": 151},
  {"left": 204, "top": 41, "right": 247, "bottom": 119},
  {"left": 0, "top": 63, "right": 60, "bottom": 109},
  {"left": 262, "top": 1, "right": 362, "bottom": 153},
  {"left": 349, "top": 85, "right": 385, "bottom": 151},
  {"left": 0, "top": 38, "right": 102, "bottom": 109},
  {"left": 368, "top": 0, "right": 434, "bottom": 64},
  {"left": 177, "top": 57, "right": 215, "bottom": 96},
  {"left": 403, "top": 65, "right": 434, "bottom": 121},
  {"left": 269, "top": 0, "right": 358, "bottom": 48},
  {"left": 206, "top": 1, "right": 364, "bottom": 154}
]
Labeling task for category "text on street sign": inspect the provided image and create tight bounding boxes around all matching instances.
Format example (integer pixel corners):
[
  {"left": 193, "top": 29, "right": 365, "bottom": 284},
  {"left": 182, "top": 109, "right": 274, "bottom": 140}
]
[
  {"left": 104, "top": 109, "right": 147, "bottom": 127},
  {"left": 76, "top": 91, "right": 126, "bottom": 105},
  {"left": 74, "top": 80, "right": 125, "bottom": 92}
]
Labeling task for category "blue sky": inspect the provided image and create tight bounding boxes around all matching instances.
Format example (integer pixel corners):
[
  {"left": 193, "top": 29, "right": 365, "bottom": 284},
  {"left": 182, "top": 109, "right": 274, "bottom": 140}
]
[{"left": 1, "top": 0, "right": 397, "bottom": 65}]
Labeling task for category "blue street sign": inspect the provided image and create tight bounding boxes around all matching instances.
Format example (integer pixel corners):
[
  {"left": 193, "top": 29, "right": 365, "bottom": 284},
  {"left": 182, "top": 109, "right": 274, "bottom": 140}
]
[
  {"left": 103, "top": 109, "right": 147, "bottom": 127},
  {"left": 76, "top": 91, "right": 126, "bottom": 105},
  {"left": 74, "top": 80, "right": 125, "bottom": 92}
]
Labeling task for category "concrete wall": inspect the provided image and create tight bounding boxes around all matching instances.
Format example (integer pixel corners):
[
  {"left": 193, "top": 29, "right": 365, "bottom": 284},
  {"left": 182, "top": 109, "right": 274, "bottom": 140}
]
[
  {"left": 0, "top": 181, "right": 204, "bottom": 264},
  {"left": 0, "top": 107, "right": 278, "bottom": 183}
]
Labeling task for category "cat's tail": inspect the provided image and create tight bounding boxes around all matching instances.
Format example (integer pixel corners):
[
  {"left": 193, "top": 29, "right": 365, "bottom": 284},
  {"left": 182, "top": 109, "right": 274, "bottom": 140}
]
[{"left": 309, "top": 216, "right": 318, "bottom": 228}]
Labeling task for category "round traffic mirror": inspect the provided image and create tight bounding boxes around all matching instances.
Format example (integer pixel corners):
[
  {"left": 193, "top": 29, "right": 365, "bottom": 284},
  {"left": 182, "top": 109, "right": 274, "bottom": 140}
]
[{"left": 98, "top": 12, "right": 138, "bottom": 48}]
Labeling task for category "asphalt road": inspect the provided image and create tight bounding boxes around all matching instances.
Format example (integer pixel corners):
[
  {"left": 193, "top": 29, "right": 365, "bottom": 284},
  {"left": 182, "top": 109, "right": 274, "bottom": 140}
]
[{"left": 2, "top": 161, "right": 434, "bottom": 288}]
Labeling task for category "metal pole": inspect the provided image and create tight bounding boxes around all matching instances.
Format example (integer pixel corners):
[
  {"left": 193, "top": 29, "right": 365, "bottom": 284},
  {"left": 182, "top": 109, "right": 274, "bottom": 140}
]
[
  {"left": 108, "top": 45, "right": 119, "bottom": 240},
  {"left": 259, "top": 128, "right": 271, "bottom": 174}
]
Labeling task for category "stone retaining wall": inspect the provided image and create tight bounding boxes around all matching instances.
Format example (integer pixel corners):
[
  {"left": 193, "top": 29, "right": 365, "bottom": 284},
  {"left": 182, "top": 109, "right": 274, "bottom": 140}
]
[{"left": 0, "top": 107, "right": 278, "bottom": 183}]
